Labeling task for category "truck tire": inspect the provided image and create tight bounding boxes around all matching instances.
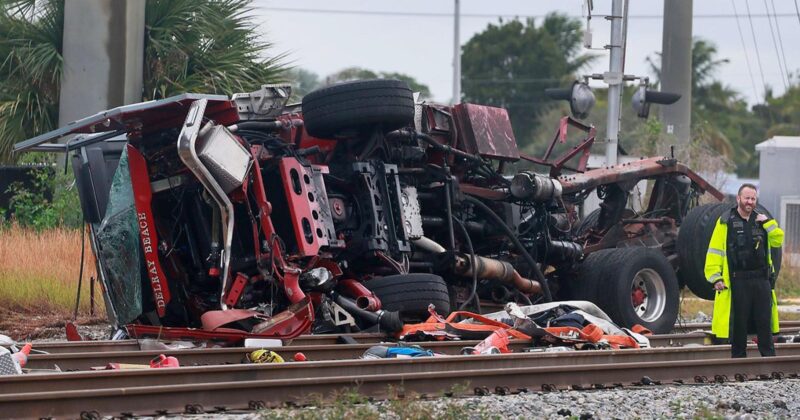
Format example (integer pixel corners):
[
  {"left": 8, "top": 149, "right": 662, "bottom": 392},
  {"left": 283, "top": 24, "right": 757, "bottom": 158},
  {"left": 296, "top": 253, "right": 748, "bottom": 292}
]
[
  {"left": 301, "top": 79, "right": 414, "bottom": 138},
  {"left": 364, "top": 273, "right": 450, "bottom": 320},
  {"left": 564, "top": 249, "right": 617, "bottom": 301},
  {"left": 677, "top": 203, "right": 728, "bottom": 300},
  {"left": 574, "top": 208, "right": 635, "bottom": 237},
  {"left": 595, "top": 247, "right": 679, "bottom": 334},
  {"left": 573, "top": 209, "right": 601, "bottom": 236}
]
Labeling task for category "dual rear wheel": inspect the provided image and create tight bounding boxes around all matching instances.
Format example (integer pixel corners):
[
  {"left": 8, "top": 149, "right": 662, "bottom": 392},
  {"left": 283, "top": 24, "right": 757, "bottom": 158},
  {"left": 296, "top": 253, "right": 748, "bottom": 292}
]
[{"left": 575, "top": 247, "right": 679, "bottom": 334}]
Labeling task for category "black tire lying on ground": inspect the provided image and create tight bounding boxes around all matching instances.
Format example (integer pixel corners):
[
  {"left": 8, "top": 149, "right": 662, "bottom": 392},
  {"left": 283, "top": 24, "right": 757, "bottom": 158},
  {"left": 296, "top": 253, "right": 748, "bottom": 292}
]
[
  {"left": 301, "top": 79, "right": 415, "bottom": 138},
  {"left": 677, "top": 203, "right": 729, "bottom": 300},
  {"left": 593, "top": 247, "right": 680, "bottom": 334},
  {"left": 364, "top": 273, "right": 451, "bottom": 320}
]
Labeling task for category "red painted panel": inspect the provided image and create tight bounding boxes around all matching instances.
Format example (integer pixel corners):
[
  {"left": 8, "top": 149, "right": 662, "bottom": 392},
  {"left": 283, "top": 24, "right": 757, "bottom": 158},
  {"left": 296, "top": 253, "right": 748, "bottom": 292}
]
[
  {"left": 453, "top": 103, "right": 520, "bottom": 161},
  {"left": 278, "top": 158, "right": 330, "bottom": 257},
  {"left": 127, "top": 144, "right": 171, "bottom": 316}
]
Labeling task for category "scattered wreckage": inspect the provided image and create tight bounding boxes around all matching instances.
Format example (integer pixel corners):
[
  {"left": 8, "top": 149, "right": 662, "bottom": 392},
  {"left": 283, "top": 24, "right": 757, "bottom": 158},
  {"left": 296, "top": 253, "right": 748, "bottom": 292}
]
[{"left": 15, "top": 79, "right": 725, "bottom": 342}]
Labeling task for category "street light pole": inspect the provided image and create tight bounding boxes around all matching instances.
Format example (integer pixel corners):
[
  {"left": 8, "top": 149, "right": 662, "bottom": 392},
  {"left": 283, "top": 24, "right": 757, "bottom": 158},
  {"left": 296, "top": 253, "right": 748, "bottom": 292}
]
[
  {"left": 452, "top": 0, "right": 461, "bottom": 104},
  {"left": 604, "top": 0, "right": 625, "bottom": 166}
]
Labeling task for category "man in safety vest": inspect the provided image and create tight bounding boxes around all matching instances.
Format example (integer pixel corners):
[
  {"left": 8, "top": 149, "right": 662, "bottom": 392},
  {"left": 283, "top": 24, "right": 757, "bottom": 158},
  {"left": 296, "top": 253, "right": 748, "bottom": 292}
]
[{"left": 705, "top": 183, "right": 784, "bottom": 357}]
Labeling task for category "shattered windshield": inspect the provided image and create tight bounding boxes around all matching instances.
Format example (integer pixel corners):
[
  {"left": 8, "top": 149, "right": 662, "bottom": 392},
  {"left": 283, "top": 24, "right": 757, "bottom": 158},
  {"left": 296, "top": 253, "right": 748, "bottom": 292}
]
[{"left": 92, "top": 146, "right": 142, "bottom": 324}]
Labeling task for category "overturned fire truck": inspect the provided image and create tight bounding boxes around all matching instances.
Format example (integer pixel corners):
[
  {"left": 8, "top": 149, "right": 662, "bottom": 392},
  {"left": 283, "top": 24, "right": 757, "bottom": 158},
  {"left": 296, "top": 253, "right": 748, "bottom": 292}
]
[{"left": 15, "top": 79, "right": 728, "bottom": 340}]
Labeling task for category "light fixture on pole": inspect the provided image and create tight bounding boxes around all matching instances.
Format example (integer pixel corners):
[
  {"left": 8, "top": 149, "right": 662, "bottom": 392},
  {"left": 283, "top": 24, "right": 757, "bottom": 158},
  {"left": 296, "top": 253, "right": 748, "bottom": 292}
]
[
  {"left": 631, "top": 82, "right": 681, "bottom": 119},
  {"left": 544, "top": 81, "right": 596, "bottom": 119}
]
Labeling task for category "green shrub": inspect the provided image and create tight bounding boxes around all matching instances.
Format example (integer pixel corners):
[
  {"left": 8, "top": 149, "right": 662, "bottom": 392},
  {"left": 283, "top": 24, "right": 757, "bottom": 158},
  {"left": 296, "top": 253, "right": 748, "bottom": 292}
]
[{"left": 3, "top": 166, "right": 83, "bottom": 230}]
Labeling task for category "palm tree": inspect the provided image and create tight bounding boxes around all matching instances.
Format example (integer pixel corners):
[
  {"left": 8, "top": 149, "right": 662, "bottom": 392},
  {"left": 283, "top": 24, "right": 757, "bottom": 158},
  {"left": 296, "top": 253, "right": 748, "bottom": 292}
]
[
  {"left": 0, "top": 0, "right": 62, "bottom": 162},
  {"left": 0, "top": 0, "right": 286, "bottom": 163},
  {"left": 143, "top": 0, "right": 285, "bottom": 100},
  {"left": 647, "top": 38, "right": 738, "bottom": 158}
]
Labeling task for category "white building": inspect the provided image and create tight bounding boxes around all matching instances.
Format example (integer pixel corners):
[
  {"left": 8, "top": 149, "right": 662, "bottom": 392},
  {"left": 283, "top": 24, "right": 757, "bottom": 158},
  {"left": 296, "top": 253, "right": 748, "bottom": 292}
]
[{"left": 756, "top": 136, "right": 800, "bottom": 262}]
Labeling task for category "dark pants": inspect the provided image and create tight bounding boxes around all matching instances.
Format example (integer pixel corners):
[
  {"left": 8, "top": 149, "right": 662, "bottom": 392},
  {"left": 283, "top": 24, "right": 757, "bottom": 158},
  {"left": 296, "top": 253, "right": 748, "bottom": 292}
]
[{"left": 730, "top": 272, "right": 775, "bottom": 358}]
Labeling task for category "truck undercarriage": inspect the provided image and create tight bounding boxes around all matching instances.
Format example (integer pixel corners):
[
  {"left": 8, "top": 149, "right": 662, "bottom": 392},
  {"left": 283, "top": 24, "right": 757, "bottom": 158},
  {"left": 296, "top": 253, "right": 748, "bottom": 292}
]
[{"left": 15, "top": 79, "right": 725, "bottom": 341}]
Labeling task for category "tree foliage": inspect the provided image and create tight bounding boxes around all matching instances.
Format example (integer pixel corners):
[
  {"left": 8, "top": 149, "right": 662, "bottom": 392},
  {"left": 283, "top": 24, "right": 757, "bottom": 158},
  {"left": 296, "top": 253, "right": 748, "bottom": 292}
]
[
  {"left": 756, "top": 86, "right": 800, "bottom": 137},
  {"left": 0, "top": 0, "right": 286, "bottom": 163},
  {"left": 0, "top": 0, "right": 63, "bottom": 163},
  {"left": 143, "top": 0, "right": 286, "bottom": 100},
  {"left": 647, "top": 37, "right": 800, "bottom": 177},
  {"left": 461, "top": 14, "right": 595, "bottom": 147},
  {"left": 285, "top": 68, "right": 321, "bottom": 101}
]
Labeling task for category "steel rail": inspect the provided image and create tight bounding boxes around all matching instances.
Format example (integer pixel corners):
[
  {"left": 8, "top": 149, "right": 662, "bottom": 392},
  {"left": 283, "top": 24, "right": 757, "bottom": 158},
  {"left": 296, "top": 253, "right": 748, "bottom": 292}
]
[
  {"left": 6, "top": 344, "right": 800, "bottom": 394},
  {"left": 3, "top": 352, "right": 800, "bottom": 418},
  {"left": 27, "top": 325, "right": 800, "bottom": 354},
  {"left": 31, "top": 340, "right": 143, "bottom": 353},
  {"left": 22, "top": 341, "right": 534, "bottom": 370},
  {"left": 676, "top": 321, "right": 800, "bottom": 330},
  {"left": 284, "top": 331, "right": 714, "bottom": 346},
  {"left": 285, "top": 329, "right": 800, "bottom": 347}
]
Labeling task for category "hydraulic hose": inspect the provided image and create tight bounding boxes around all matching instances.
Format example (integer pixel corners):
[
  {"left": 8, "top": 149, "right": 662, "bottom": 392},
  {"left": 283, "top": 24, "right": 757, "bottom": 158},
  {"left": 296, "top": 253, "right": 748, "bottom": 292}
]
[
  {"left": 333, "top": 295, "right": 404, "bottom": 333},
  {"left": 453, "top": 217, "right": 481, "bottom": 312},
  {"left": 464, "top": 195, "right": 553, "bottom": 302},
  {"left": 416, "top": 133, "right": 483, "bottom": 164}
]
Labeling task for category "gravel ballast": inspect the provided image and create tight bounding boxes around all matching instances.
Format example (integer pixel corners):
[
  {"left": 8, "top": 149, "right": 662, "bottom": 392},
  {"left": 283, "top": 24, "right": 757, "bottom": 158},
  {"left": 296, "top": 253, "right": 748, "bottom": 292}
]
[{"left": 252, "top": 378, "right": 800, "bottom": 419}]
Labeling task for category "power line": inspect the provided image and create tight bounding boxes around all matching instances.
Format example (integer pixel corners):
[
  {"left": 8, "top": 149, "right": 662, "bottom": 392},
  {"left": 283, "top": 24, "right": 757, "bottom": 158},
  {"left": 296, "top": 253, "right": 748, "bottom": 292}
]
[
  {"left": 763, "top": 0, "right": 788, "bottom": 89},
  {"left": 772, "top": 0, "right": 793, "bottom": 86},
  {"left": 731, "top": 0, "right": 761, "bottom": 100},
  {"left": 795, "top": 0, "right": 800, "bottom": 26},
  {"left": 253, "top": 6, "right": 800, "bottom": 20},
  {"left": 744, "top": 0, "right": 769, "bottom": 93},
  {"left": 464, "top": 77, "right": 563, "bottom": 83}
]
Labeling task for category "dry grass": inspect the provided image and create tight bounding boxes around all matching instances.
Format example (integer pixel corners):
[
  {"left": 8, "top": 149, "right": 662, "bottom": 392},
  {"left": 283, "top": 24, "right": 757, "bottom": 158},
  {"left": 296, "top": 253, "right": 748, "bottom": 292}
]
[
  {"left": 677, "top": 292, "right": 715, "bottom": 323},
  {"left": 0, "top": 224, "right": 100, "bottom": 316},
  {"left": 776, "top": 263, "right": 800, "bottom": 297}
]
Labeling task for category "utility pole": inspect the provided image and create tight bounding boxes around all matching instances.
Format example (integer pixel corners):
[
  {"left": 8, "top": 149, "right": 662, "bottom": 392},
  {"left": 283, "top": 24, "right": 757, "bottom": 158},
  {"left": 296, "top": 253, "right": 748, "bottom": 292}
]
[
  {"left": 604, "top": 0, "right": 626, "bottom": 165},
  {"left": 660, "top": 0, "right": 693, "bottom": 144},
  {"left": 452, "top": 0, "right": 461, "bottom": 104},
  {"left": 59, "top": 0, "right": 145, "bottom": 127}
]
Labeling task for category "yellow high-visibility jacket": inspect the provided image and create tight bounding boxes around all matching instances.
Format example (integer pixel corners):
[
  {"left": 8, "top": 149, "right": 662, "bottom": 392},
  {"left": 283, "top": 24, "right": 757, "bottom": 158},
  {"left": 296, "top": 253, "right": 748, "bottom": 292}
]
[{"left": 704, "top": 210, "right": 784, "bottom": 339}]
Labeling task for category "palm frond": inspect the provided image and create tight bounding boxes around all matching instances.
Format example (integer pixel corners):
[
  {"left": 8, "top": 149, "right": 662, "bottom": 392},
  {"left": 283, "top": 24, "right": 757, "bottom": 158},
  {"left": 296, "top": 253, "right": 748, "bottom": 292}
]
[
  {"left": 1, "top": 0, "right": 288, "bottom": 162},
  {"left": 0, "top": 0, "right": 62, "bottom": 163},
  {"left": 143, "top": 0, "right": 287, "bottom": 100}
]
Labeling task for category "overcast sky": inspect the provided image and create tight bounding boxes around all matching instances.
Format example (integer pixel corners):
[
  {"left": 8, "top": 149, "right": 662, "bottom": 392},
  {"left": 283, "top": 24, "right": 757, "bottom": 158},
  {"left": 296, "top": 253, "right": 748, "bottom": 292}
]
[{"left": 254, "top": 0, "right": 800, "bottom": 105}]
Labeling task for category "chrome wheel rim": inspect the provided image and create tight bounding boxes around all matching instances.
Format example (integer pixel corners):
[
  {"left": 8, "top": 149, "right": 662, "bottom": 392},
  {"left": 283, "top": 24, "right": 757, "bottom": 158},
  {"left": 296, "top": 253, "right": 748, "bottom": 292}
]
[{"left": 630, "top": 268, "right": 666, "bottom": 322}]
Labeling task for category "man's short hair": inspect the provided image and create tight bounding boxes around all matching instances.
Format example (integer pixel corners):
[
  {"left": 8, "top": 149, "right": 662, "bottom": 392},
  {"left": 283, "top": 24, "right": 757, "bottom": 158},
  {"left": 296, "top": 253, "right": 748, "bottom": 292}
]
[{"left": 738, "top": 183, "right": 758, "bottom": 195}]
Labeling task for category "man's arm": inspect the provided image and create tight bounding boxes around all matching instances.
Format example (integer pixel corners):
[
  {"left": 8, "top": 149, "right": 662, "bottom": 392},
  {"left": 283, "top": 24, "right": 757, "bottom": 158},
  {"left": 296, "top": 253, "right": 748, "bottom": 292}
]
[
  {"left": 760, "top": 217, "right": 784, "bottom": 248},
  {"left": 756, "top": 214, "right": 783, "bottom": 288},
  {"left": 705, "top": 220, "right": 727, "bottom": 290}
]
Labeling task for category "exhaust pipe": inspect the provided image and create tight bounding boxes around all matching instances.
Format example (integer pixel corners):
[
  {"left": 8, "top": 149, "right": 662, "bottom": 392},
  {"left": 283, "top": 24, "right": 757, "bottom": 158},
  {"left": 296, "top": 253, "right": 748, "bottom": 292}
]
[
  {"left": 338, "top": 278, "right": 382, "bottom": 311},
  {"left": 453, "top": 254, "right": 541, "bottom": 294}
]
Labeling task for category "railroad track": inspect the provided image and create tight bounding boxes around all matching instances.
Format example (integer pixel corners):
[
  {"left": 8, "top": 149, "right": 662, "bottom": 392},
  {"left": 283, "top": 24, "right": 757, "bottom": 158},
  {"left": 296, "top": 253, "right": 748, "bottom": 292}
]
[
  {"left": 9, "top": 344, "right": 800, "bottom": 393},
  {"left": 7, "top": 322, "right": 799, "bottom": 418},
  {"left": 21, "top": 321, "right": 738, "bottom": 354},
  {"left": 25, "top": 334, "right": 715, "bottom": 370},
  {"left": 3, "top": 344, "right": 800, "bottom": 418},
  {"left": 28, "top": 326, "right": 800, "bottom": 357}
]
